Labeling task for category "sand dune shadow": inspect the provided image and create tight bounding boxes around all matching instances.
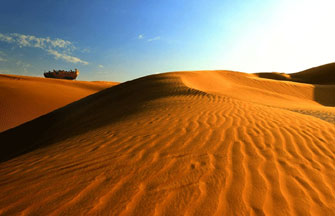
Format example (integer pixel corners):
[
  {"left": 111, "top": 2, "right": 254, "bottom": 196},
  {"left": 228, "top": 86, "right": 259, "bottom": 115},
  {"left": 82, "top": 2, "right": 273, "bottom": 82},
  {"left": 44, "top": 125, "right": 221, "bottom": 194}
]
[
  {"left": 0, "top": 74, "right": 203, "bottom": 162},
  {"left": 313, "top": 85, "right": 335, "bottom": 107}
]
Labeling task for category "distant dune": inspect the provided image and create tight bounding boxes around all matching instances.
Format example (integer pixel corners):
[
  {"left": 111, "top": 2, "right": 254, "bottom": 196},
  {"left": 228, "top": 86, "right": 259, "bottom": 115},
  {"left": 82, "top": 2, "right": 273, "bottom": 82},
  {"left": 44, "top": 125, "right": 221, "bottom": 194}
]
[
  {"left": 255, "top": 62, "right": 335, "bottom": 84},
  {"left": 291, "top": 62, "right": 335, "bottom": 84},
  {"left": 0, "top": 64, "right": 334, "bottom": 215},
  {"left": 0, "top": 74, "right": 118, "bottom": 132}
]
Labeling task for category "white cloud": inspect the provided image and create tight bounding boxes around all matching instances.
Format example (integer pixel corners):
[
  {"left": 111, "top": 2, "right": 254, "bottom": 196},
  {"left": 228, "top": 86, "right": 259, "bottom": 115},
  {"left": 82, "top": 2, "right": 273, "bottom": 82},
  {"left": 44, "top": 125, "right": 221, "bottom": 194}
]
[
  {"left": 137, "top": 34, "right": 161, "bottom": 42},
  {"left": 98, "top": 64, "right": 104, "bottom": 68},
  {"left": 0, "top": 56, "right": 7, "bottom": 62},
  {"left": 0, "top": 33, "right": 74, "bottom": 50},
  {"left": 0, "top": 33, "right": 13, "bottom": 43},
  {"left": 147, "top": 36, "right": 160, "bottom": 42},
  {"left": 47, "top": 49, "right": 88, "bottom": 65},
  {"left": 0, "top": 33, "right": 88, "bottom": 65}
]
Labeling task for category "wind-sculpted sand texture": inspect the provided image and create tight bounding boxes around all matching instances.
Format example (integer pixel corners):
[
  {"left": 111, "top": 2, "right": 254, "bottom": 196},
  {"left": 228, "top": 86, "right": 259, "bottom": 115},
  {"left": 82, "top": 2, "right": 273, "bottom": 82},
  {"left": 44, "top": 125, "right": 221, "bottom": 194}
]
[
  {"left": 0, "top": 68, "right": 334, "bottom": 215},
  {"left": 0, "top": 74, "right": 118, "bottom": 132}
]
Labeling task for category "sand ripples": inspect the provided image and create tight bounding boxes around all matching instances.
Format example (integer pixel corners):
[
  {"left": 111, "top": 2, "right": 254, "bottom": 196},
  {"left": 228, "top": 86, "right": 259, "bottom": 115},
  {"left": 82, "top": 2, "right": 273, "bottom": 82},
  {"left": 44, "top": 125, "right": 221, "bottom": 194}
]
[{"left": 0, "top": 71, "right": 334, "bottom": 215}]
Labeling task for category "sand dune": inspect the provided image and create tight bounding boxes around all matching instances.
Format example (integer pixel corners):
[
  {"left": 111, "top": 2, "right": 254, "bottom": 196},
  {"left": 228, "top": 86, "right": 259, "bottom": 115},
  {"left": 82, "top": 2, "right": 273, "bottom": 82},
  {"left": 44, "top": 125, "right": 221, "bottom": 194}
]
[
  {"left": 0, "top": 74, "right": 118, "bottom": 132},
  {"left": 256, "top": 62, "right": 335, "bottom": 85},
  {"left": 0, "top": 65, "right": 334, "bottom": 215}
]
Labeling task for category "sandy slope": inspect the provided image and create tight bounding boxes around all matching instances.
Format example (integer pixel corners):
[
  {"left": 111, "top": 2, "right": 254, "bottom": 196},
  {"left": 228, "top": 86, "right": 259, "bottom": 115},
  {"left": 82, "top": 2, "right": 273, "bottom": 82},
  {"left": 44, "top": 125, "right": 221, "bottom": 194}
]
[
  {"left": 0, "top": 67, "right": 334, "bottom": 215},
  {"left": 0, "top": 74, "right": 118, "bottom": 132}
]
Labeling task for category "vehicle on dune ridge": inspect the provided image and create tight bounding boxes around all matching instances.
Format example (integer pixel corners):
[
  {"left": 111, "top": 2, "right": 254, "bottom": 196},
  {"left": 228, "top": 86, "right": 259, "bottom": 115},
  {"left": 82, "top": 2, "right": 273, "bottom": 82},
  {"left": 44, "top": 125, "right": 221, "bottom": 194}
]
[{"left": 44, "top": 69, "right": 79, "bottom": 80}]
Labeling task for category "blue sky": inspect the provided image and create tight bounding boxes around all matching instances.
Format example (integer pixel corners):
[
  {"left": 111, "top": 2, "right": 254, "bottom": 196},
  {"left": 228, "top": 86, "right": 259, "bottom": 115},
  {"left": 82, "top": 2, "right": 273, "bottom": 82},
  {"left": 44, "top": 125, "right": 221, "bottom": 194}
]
[{"left": 0, "top": 0, "right": 334, "bottom": 81}]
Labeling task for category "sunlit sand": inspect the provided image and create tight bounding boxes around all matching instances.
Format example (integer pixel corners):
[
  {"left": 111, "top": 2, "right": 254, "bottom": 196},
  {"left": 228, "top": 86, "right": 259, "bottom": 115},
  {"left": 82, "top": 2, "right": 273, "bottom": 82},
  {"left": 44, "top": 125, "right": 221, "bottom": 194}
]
[
  {"left": 0, "top": 74, "right": 118, "bottom": 132},
  {"left": 0, "top": 63, "right": 334, "bottom": 215}
]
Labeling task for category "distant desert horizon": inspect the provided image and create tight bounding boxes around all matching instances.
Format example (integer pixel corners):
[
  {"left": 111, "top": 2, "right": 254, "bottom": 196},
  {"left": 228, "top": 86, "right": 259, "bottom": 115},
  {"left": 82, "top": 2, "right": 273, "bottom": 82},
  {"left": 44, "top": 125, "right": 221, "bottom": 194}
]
[
  {"left": 2, "top": 0, "right": 335, "bottom": 214},
  {"left": 0, "top": 63, "right": 334, "bottom": 215}
]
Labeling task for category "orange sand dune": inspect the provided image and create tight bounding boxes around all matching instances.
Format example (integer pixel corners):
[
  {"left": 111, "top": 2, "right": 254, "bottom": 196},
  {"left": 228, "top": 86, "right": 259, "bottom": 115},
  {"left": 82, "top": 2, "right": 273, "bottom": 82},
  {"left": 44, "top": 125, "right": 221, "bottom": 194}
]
[
  {"left": 0, "top": 74, "right": 118, "bottom": 132},
  {"left": 256, "top": 62, "right": 335, "bottom": 84},
  {"left": 0, "top": 65, "right": 334, "bottom": 215}
]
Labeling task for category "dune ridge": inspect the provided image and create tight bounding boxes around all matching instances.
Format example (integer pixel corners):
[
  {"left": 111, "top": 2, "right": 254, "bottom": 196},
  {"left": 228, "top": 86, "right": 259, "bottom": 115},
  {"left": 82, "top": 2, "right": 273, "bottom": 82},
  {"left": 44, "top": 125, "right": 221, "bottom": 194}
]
[
  {"left": 0, "top": 68, "right": 334, "bottom": 215},
  {"left": 255, "top": 62, "right": 335, "bottom": 85},
  {"left": 0, "top": 74, "right": 118, "bottom": 132}
]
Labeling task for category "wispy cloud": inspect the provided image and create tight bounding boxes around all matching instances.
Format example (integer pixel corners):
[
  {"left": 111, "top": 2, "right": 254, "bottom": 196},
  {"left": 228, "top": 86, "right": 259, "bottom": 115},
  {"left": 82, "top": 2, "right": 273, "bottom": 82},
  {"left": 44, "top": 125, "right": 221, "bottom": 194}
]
[
  {"left": 0, "top": 33, "right": 74, "bottom": 50},
  {"left": 137, "top": 34, "right": 161, "bottom": 42},
  {"left": 16, "top": 60, "right": 31, "bottom": 67},
  {"left": 0, "top": 33, "right": 88, "bottom": 65},
  {"left": 98, "top": 64, "right": 104, "bottom": 68},
  {"left": 0, "top": 34, "right": 14, "bottom": 43},
  {"left": 0, "top": 56, "right": 7, "bottom": 62},
  {"left": 147, "top": 36, "right": 160, "bottom": 42},
  {"left": 15, "top": 60, "right": 31, "bottom": 74},
  {"left": 47, "top": 49, "right": 88, "bottom": 65},
  {"left": 82, "top": 48, "right": 90, "bottom": 53}
]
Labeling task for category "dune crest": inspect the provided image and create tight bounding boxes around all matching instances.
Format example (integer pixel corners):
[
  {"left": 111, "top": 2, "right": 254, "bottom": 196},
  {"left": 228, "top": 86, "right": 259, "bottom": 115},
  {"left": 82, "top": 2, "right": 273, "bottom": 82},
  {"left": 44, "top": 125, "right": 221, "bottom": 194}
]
[
  {"left": 255, "top": 62, "right": 335, "bottom": 85},
  {"left": 0, "top": 69, "right": 334, "bottom": 215}
]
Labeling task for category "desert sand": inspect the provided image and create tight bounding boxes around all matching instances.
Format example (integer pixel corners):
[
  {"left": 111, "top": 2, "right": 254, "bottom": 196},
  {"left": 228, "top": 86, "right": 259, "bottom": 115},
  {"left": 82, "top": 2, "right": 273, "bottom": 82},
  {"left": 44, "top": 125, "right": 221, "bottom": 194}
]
[
  {"left": 0, "top": 64, "right": 334, "bottom": 215},
  {"left": 0, "top": 74, "right": 118, "bottom": 132}
]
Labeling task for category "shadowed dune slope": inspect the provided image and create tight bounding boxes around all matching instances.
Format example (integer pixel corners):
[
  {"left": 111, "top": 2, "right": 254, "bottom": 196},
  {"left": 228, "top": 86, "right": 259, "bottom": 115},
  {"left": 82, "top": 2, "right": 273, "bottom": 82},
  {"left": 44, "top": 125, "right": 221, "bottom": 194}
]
[
  {"left": 254, "top": 63, "right": 335, "bottom": 106},
  {"left": 0, "top": 74, "right": 118, "bottom": 132},
  {"left": 0, "top": 70, "right": 334, "bottom": 215},
  {"left": 255, "top": 62, "right": 335, "bottom": 84},
  {"left": 291, "top": 62, "right": 335, "bottom": 84}
]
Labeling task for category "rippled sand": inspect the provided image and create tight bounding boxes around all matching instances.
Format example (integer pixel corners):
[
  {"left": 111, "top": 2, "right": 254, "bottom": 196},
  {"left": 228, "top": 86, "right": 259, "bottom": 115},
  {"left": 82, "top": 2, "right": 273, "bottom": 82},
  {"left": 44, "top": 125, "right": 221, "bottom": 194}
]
[{"left": 0, "top": 66, "right": 334, "bottom": 215}]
